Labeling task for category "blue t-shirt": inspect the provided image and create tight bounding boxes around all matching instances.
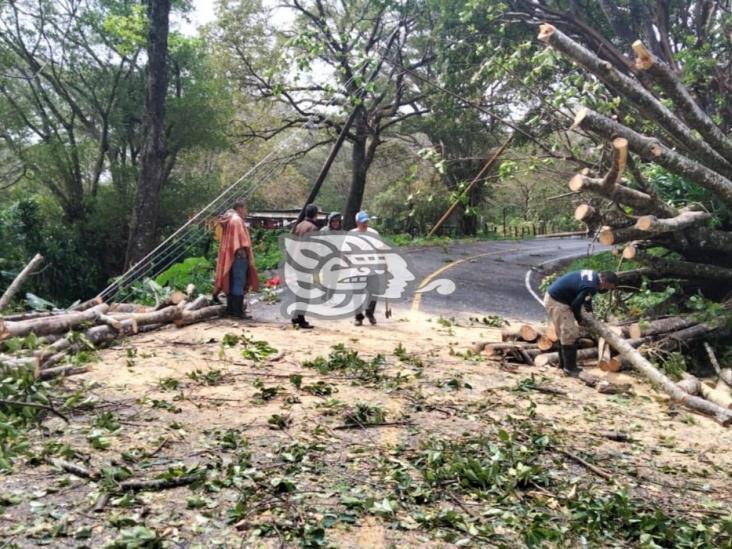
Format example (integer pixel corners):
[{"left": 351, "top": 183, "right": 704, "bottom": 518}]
[{"left": 548, "top": 270, "right": 600, "bottom": 317}]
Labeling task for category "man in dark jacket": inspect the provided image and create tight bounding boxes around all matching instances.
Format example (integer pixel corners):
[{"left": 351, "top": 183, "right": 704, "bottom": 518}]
[
  {"left": 544, "top": 270, "right": 618, "bottom": 376},
  {"left": 291, "top": 204, "right": 320, "bottom": 328}
]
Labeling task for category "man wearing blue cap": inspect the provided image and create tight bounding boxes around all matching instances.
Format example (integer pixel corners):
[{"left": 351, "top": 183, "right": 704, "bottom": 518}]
[{"left": 350, "top": 211, "right": 379, "bottom": 325}]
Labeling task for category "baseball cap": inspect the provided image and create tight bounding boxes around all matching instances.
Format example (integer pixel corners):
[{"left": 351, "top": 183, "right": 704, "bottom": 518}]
[{"left": 355, "top": 211, "right": 370, "bottom": 223}]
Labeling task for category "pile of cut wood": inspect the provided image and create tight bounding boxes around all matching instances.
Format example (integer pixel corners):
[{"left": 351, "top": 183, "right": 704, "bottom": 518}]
[
  {"left": 472, "top": 315, "right": 732, "bottom": 425},
  {"left": 0, "top": 293, "right": 224, "bottom": 380},
  {"left": 475, "top": 315, "right": 726, "bottom": 371}
]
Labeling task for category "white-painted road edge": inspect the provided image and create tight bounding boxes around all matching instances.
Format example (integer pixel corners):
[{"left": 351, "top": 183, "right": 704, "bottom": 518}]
[{"left": 524, "top": 250, "right": 599, "bottom": 308}]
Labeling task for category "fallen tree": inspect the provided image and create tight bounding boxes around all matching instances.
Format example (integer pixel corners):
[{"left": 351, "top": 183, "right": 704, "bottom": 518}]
[
  {"left": 0, "top": 253, "right": 44, "bottom": 312},
  {"left": 537, "top": 24, "right": 732, "bottom": 298},
  {"left": 581, "top": 311, "right": 732, "bottom": 425},
  {"left": 0, "top": 296, "right": 226, "bottom": 380}
]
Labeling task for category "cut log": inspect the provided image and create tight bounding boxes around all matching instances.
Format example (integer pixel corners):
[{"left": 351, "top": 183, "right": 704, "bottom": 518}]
[
  {"left": 155, "top": 291, "right": 186, "bottom": 310},
  {"left": 97, "top": 314, "right": 124, "bottom": 332},
  {"left": 575, "top": 203, "right": 598, "bottom": 223},
  {"left": 577, "top": 371, "right": 630, "bottom": 394},
  {"left": 635, "top": 210, "right": 711, "bottom": 234},
  {"left": 570, "top": 175, "right": 676, "bottom": 218},
  {"left": 0, "top": 354, "right": 38, "bottom": 375},
  {"left": 109, "top": 303, "right": 151, "bottom": 313},
  {"left": 174, "top": 305, "right": 225, "bottom": 328},
  {"left": 537, "top": 336, "right": 555, "bottom": 351},
  {"left": 599, "top": 357, "right": 622, "bottom": 372},
  {"left": 598, "top": 225, "right": 651, "bottom": 246},
  {"left": 719, "top": 369, "right": 732, "bottom": 390},
  {"left": 545, "top": 325, "right": 558, "bottom": 342},
  {"left": 534, "top": 348, "right": 598, "bottom": 368},
  {"left": 501, "top": 325, "right": 524, "bottom": 341},
  {"left": 3, "top": 311, "right": 58, "bottom": 322},
  {"left": 519, "top": 324, "right": 542, "bottom": 342},
  {"left": 0, "top": 253, "right": 44, "bottom": 312},
  {"left": 0, "top": 304, "right": 109, "bottom": 340},
  {"left": 38, "top": 365, "right": 89, "bottom": 380},
  {"left": 628, "top": 316, "right": 698, "bottom": 339},
  {"left": 703, "top": 342, "right": 722, "bottom": 375},
  {"left": 578, "top": 337, "right": 596, "bottom": 348},
  {"left": 601, "top": 137, "right": 628, "bottom": 191},
  {"left": 699, "top": 383, "right": 732, "bottom": 410},
  {"left": 633, "top": 250, "right": 732, "bottom": 281},
  {"left": 581, "top": 311, "right": 732, "bottom": 425},
  {"left": 677, "top": 375, "right": 702, "bottom": 396},
  {"left": 184, "top": 296, "right": 209, "bottom": 312},
  {"left": 482, "top": 342, "right": 539, "bottom": 358},
  {"left": 69, "top": 295, "right": 104, "bottom": 312},
  {"left": 656, "top": 321, "right": 726, "bottom": 352},
  {"left": 110, "top": 305, "right": 182, "bottom": 327}
]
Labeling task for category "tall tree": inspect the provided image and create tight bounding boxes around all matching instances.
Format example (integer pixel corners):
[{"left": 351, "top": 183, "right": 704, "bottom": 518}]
[
  {"left": 126, "top": 0, "right": 171, "bottom": 267},
  {"left": 215, "top": 0, "right": 433, "bottom": 228},
  {"left": 0, "top": 0, "right": 142, "bottom": 221}
]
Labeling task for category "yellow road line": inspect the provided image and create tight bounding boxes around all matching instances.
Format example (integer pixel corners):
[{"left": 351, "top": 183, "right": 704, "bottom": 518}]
[{"left": 411, "top": 247, "right": 527, "bottom": 312}]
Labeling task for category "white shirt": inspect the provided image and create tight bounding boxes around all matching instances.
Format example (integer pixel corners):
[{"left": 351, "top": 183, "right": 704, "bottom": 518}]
[{"left": 349, "top": 226, "right": 379, "bottom": 236}]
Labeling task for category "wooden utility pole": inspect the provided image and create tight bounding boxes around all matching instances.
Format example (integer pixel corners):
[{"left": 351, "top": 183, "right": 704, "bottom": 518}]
[{"left": 427, "top": 136, "right": 512, "bottom": 238}]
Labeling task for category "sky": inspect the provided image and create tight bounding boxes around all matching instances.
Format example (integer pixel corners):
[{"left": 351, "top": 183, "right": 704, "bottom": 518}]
[
  {"left": 177, "top": 0, "right": 292, "bottom": 35},
  {"left": 176, "top": 0, "right": 216, "bottom": 36}
]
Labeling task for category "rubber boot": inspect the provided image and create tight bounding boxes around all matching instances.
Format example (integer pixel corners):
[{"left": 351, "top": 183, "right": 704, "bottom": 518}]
[
  {"left": 226, "top": 295, "right": 235, "bottom": 316},
  {"left": 560, "top": 344, "right": 581, "bottom": 377},
  {"left": 558, "top": 343, "right": 564, "bottom": 370},
  {"left": 235, "top": 295, "right": 245, "bottom": 319},
  {"left": 365, "top": 301, "right": 377, "bottom": 325},
  {"left": 291, "top": 314, "right": 314, "bottom": 329}
]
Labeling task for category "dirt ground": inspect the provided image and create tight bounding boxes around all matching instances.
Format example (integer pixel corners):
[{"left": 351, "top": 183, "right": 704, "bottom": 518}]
[{"left": 1, "top": 308, "right": 731, "bottom": 547}]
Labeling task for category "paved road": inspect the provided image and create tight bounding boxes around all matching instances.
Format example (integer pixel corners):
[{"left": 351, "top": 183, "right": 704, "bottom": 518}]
[
  {"left": 397, "top": 237, "right": 606, "bottom": 322},
  {"left": 252, "top": 237, "right": 606, "bottom": 323}
]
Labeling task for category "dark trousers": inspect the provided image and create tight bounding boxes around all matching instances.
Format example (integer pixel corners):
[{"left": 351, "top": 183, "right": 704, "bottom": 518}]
[
  {"left": 229, "top": 256, "right": 248, "bottom": 297},
  {"left": 355, "top": 300, "right": 376, "bottom": 321},
  {"left": 227, "top": 255, "right": 249, "bottom": 317}
]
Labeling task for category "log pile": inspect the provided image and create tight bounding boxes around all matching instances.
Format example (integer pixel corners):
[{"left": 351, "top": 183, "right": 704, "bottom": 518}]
[
  {"left": 536, "top": 24, "right": 732, "bottom": 299},
  {"left": 0, "top": 297, "right": 225, "bottom": 380},
  {"left": 473, "top": 315, "right": 722, "bottom": 368},
  {"left": 472, "top": 314, "right": 732, "bottom": 423}
]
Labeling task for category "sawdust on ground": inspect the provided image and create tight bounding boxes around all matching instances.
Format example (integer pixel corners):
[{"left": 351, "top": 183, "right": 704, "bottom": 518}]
[{"left": 1, "top": 308, "right": 731, "bottom": 547}]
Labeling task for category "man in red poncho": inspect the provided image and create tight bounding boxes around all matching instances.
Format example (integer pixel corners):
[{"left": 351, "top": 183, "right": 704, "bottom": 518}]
[{"left": 213, "top": 201, "right": 258, "bottom": 318}]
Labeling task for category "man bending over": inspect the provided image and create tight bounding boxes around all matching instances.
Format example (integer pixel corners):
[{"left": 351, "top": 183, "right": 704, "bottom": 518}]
[{"left": 544, "top": 270, "right": 617, "bottom": 376}]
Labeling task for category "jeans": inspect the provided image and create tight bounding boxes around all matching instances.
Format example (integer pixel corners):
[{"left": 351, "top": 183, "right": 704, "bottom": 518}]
[{"left": 229, "top": 255, "right": 249, "bottom": 297}]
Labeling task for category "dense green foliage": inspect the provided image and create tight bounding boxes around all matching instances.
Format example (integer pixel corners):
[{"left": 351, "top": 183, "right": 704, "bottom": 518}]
[{"left": 1, "top": 0, "right": 730, "bottom": 310}]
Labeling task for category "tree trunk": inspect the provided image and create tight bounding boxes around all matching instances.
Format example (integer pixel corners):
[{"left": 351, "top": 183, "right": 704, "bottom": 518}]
[
  {"left": 174, "top": 305, "right": 225, "bottom": 327},
  {"left": 539, "top": 24, "right": 732, "bottom": 179},
  {"left": 581, "top": 311, "right": 732, "bottom": 425},
  {"left": 125, "top": 0, "right": 171, "bottom": 268},
  {"left": 572, "top": 108, "right": 732, "bottom": 210},
  {"left": 343, "top": 108, "right": 368, "bottom": 231},
  {"left": 0, "top": 253, "right": 44, "bottom": 312},
  {"left": 635, "top": 210, "right": 711, "bottom": 234},
  {"left": 628, "top": 316, "right": 699, "bottom": 339},
  {"left": 634, "top": 250, "right": 732, "bottom": 281},
  {"left": 0, "top": 304, "right": 109, "bottom": 340},
  {"left": 632, "top": 41, "right": 732, "bottom": 165}
]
